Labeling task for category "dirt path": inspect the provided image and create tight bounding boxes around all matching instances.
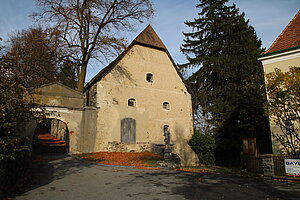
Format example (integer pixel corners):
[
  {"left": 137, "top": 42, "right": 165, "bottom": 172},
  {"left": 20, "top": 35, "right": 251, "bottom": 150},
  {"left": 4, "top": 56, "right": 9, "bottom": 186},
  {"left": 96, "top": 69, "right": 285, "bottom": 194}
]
[{"left": 12, "top": 152, "right": 300, "bottom": 200}]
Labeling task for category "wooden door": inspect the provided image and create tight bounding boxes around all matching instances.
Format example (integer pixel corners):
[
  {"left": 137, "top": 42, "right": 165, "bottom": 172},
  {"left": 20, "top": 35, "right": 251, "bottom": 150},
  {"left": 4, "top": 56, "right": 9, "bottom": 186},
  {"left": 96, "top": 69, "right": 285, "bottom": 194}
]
[{"left": 121, "top": 118, "right": 136, "bottom": 144}]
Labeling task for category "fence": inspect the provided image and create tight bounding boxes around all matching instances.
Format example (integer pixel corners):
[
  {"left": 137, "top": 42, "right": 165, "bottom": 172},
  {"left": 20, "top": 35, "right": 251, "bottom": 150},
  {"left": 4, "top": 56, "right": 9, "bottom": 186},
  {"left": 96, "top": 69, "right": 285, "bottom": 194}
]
[
  {"left": 240, "top": 154, "right": 262, "bottom": 174},
  {"left": 241, "top": 154, "right": 300, "bottom": 178},
  {"left": 273, "top": 156, "right": 286, "bottom": 177}
]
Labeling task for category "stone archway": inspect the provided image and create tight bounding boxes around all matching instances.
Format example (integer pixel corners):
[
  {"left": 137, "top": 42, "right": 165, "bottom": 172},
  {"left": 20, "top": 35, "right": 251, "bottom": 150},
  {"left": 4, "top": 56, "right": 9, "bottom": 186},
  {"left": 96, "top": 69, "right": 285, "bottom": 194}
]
[
  {"left": 30, "top": 82, "right": 98, "bottom": 154},
  {"left": 33, "top": 118, "right": 70, "bottom": 154},
  {"left": 49, "top": 118, "right": 70, "bottom": 153}
]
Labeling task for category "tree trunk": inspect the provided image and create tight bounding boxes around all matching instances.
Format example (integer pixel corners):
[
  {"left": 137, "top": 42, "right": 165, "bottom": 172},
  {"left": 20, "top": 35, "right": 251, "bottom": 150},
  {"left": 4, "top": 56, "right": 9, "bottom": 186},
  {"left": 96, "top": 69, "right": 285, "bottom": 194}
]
[{"left": 77, "top": 63, "right": 87, "bottom": 93}]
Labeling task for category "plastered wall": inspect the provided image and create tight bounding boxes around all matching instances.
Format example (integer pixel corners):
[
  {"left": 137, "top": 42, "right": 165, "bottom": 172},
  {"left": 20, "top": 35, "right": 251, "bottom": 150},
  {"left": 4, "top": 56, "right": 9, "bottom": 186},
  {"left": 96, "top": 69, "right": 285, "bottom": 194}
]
[
  {"left": 261, "top": 53, "right": 300, "bottom": 154},
  {"left": 90, "top": 44, "right": 198, "bottom": 166}
]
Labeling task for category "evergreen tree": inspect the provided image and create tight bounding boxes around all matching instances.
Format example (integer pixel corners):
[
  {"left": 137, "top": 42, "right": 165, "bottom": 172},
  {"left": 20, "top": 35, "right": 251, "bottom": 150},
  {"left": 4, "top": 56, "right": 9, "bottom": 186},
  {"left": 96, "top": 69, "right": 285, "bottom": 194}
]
[
  {"left": 58, "top": 59, "right": 78, "bottom": 90},
  {"left": 180, "top": 0, "right": 272, "bottom": 165}
]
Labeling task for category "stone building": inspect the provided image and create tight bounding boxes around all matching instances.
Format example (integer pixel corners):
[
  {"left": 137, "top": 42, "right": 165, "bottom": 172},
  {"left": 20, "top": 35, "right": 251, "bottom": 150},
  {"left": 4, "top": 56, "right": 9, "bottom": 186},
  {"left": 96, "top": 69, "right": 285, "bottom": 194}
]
[{"left": 33, "top": 25, "right": 199, "bottom": 166}]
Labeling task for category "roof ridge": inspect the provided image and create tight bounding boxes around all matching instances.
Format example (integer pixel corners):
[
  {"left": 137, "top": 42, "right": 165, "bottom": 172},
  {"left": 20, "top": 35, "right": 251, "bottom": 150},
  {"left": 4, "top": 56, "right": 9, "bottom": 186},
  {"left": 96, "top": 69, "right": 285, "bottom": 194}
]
[
  {"left": 84, "top": 25, "right": 167, "bottom": 91},
  {"left": 84, "top": 25, "right": 192, "bottom": 94},
  {"left": 265, "top": 10, "right": 300, "bottom": 54},
  {"left": 130, "top": 24, "right": 167, "bottom": 50},
  {"left": 35, "top": 82, "right": 84, "bottom": 96}
]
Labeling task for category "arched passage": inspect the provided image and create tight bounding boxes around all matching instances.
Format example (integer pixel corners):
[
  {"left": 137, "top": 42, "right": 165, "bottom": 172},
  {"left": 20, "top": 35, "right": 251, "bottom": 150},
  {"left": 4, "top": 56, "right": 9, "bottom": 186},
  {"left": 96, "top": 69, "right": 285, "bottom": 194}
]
[{"left": 33, "top": 118, "right": 70, "bottom": 154}]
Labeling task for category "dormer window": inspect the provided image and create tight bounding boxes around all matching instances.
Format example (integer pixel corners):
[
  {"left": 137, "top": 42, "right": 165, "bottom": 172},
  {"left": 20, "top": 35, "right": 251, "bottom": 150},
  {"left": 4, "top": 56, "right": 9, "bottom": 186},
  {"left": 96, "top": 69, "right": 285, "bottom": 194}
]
[
  {"left": 128, "top": 98, "right": 136, "bottom": 107},
  {"left": 163, "top": 102, "right": 170, "bottom": 110},
  {"left": 146, "top": 73, "right": 153, "bottom": 83}
]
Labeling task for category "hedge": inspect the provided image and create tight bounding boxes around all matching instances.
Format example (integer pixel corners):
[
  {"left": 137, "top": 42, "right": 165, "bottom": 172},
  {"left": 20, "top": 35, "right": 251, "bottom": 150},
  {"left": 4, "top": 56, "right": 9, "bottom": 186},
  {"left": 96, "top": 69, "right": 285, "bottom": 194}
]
[
  {"left": 189, "top": 130, "right": 216, "bottom": 165},
  {"left": 0, "top": 146, "right": 30, "bottom": 198}
]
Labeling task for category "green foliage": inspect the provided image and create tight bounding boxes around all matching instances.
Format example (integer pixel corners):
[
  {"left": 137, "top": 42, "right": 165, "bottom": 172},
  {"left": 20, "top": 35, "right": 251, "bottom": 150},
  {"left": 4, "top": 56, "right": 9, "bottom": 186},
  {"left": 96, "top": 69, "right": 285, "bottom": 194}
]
[
  {"left": 265, "top": 67, "right": 300, "bottom": 157},
  {"left": 189, "top": 130, "right": 216, "bottom": 165},
  {"left": 0, "top": 143, "right": 30, "bottom": 197},
  {"left": 180, "top": 0, "right": 271, "bottom": 165},
  {"left": 0, "top": 31, "right": 41, "bottom": 197},
  {"left": 0, "top": 135, "right": 31, "bottom": 197},
  {"left": 0, "top": 136, "right": 23, "bottom": 154},
  {"left": 0, "top": 72, "right": 36, "bottom": 137},
  {"left": 58, "top": 59, "right": 78, "bottom": 89}
]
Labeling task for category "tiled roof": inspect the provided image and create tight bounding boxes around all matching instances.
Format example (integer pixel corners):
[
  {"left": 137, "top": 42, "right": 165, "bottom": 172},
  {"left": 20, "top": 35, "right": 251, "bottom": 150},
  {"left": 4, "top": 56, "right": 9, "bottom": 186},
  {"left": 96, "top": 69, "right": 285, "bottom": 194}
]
[
  {"left": 265, "top": 10, "right": 300, "bottom": 54},
  {"left": 132, "top": 25, "right": 167, "bottom": 50}
]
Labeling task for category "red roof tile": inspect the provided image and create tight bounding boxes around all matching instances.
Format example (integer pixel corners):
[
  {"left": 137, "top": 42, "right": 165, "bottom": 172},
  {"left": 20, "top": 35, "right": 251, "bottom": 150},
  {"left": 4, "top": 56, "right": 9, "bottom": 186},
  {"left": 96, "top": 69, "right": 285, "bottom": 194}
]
[{"left": 265, "top": 10, "right": 300, "bottom": 54}]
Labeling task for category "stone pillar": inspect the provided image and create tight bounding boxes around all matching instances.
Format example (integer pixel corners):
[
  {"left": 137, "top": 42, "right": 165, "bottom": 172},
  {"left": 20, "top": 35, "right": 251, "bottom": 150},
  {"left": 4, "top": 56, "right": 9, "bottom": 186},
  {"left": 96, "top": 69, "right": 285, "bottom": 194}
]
[
  {"left": 51, "top": 119, "right": 55, "bottom": 136},
  {"left": 51, "top": 119, "right": 59, "bottom": 138},
  {"left": 57, "top": 121, "right": 62, "bottom": 140},
  {"left": 61, "top": 123, "right": 66, "bottom": 141},
  {"left": 260, "top": 154, "right": 275, "bottom": 177}
]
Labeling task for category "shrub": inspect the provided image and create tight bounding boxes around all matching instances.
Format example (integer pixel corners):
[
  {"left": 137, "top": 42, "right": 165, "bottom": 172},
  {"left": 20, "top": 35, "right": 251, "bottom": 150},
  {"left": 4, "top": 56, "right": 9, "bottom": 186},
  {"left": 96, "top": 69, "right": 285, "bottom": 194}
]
[
  {"left": 0, "top": 137, "right": 31, "bottom": 198},
  {"left": 189, "top": 130, "right": 216, "bottom": 165}
]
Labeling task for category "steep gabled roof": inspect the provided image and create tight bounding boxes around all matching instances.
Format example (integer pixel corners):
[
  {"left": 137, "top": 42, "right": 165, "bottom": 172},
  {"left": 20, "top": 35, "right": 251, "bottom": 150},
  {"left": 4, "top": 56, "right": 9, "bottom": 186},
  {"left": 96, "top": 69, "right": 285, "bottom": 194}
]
[
  {"left": 265, "top": 10, "right": 300, "bottom": 54},
  {"left": 133, "top": 25, "right": 167, "bottom": 50},
  {"left": 84, "top": 25, "right": 192, "bottom": 94}
]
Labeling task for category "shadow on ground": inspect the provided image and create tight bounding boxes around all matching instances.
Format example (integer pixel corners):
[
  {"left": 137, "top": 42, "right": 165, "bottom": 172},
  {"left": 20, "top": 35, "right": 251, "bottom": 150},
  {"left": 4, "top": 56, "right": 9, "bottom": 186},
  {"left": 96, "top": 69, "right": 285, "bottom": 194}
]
[
  {"left": 12, "top": 143, "right": 96, "bottom": 198},
  {"left": 12, "top": 144, "right": 300, "bottom": 200},
  {"left": 124, "top": 169, "right": 299, "bottom": 200}
]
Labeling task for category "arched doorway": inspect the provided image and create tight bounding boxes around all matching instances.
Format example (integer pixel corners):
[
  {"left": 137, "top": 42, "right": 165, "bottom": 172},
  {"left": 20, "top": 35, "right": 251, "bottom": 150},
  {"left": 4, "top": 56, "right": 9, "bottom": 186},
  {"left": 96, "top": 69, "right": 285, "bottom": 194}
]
[{"left": 33, "top": 118, "right": 70, "bottom": 154}]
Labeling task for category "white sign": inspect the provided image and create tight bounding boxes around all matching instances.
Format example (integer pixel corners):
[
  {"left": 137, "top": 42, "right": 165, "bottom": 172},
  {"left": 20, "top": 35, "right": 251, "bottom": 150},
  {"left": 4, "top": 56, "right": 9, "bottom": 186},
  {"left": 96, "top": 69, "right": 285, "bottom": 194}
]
[{"left": 285, "top": 159, "right": 300, "bottom": 177}]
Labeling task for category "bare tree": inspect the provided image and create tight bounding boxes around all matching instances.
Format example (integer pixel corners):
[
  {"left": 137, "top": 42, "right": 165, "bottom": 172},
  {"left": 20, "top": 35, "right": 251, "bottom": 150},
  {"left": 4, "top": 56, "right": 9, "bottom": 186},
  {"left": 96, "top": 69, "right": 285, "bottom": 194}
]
[{"left": 32, "top": 0, "right": 154, "bottom": 92}]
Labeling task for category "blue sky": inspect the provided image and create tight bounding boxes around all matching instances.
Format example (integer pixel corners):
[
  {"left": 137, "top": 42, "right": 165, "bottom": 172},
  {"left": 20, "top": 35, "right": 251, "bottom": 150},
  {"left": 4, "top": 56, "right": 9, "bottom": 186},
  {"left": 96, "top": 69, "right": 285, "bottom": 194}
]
[{"left": 0, "top": 0, "right": 299, "bottom": 81}]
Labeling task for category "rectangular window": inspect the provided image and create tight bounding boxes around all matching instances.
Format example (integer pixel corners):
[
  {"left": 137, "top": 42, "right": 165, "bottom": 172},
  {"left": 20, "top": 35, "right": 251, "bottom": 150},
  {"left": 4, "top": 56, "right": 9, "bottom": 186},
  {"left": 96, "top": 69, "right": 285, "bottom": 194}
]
[{"left": 146, "top": 73, "right": 153, "bottom": 82}]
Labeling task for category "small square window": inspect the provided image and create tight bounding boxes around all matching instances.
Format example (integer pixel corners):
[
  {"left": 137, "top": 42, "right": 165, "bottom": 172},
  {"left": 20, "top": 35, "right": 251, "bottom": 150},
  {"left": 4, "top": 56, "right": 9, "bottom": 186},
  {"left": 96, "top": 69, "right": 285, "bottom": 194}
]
[
  {"left": 163, "top": 102, "right": 170, "bottom": 110},
  {"left": 128, "top": 98, "right": 136, "bottom": 107},
  {"left": 146, "top": 73, "right": 153, "bottom": 82}
]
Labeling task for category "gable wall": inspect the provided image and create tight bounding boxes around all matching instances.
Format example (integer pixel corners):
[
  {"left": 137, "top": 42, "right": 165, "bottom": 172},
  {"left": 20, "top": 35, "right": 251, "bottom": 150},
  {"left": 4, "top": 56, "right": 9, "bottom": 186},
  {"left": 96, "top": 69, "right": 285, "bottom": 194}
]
[
  {"left": 90, "top": 44, "right": 197, "bottom": 166},
  {"left": 33, "top": 83, "right": 84, "bottom": 108}
]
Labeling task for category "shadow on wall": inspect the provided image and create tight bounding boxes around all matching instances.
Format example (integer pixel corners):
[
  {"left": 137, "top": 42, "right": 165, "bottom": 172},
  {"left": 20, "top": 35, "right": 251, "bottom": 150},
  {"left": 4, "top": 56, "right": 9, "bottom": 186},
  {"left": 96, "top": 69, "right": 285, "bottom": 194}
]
[{"left": 112, "top": 65, "right": 137, "bottom": 86}]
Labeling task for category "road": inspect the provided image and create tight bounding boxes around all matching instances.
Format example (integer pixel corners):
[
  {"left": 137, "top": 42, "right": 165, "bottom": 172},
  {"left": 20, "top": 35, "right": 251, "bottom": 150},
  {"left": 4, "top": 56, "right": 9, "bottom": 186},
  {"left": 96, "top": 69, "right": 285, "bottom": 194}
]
[{"left": 13, "top": 153, "right": 300, "bottom": 200}]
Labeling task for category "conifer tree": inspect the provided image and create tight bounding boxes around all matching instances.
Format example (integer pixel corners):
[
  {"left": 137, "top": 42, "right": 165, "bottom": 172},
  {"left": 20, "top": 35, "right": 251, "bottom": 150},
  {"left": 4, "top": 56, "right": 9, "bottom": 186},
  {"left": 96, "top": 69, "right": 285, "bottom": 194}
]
[{"left": 180, "top": 0, "right": 272, "bottom": 165}]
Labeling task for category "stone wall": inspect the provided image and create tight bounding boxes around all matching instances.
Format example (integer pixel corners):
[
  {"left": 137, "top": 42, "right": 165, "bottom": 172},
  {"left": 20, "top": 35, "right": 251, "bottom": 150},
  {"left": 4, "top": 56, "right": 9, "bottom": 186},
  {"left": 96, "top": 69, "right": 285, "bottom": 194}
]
[
  {"left": 104, "top": 141, "right": 151, "bottom": 152},
  {"left": 260, "top": 154, "right": 275, "bottom": 177},
  {"left": 51, "top": 119, "right": 67, "bottom": 141}
]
